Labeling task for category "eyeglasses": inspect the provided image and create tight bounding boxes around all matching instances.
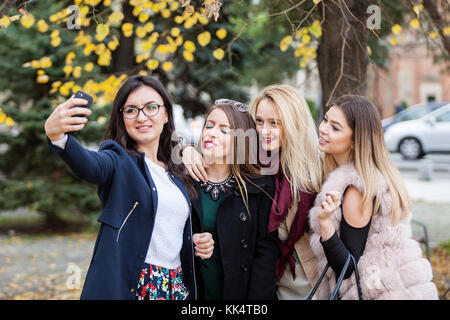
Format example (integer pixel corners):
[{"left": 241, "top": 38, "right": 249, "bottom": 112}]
[
  {"left": 215, "top": 99, "right": 249, "bottom": 112},
  {"left": 120, "top": 104, "right": 164, "bottom": 119}
]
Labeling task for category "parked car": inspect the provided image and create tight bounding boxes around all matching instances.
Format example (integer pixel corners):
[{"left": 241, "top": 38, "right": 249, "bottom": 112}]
[
  {"left": 381, "top": 101, "right": 449, "bottom": 132},
  {"left": 384, "top": 104, "right": 450, "bottom": 159}
]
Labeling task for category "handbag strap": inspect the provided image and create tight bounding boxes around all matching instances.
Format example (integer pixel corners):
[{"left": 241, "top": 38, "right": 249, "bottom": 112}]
[
  {"left": 307, "top": 252, "right": 363, "bottom": 300},
  {"left": 306, "top": 262, "right": 330, "bottom": 300}
]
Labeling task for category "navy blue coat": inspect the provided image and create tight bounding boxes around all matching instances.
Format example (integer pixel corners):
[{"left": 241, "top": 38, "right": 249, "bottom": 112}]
[{"left": 47, "top": 134, "right": 196, "bottom": 300}]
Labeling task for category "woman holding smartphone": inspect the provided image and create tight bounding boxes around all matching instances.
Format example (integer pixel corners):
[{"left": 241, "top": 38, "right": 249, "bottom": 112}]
[{"left": 44, "top": 75, "right": 213, "bottom": 300}]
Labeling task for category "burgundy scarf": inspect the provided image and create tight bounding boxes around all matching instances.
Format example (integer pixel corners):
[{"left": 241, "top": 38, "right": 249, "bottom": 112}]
[{"left": 268, "top": 168, "right": 317, "bottom": 281}]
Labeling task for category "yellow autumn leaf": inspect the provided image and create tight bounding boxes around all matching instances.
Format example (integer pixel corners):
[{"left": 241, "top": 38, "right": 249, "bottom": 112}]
[
  {"left": 392, "top": 24, "right": 402, "bottom": 35},
  {"left": 144, "top": 22, "right": 155, "bottom": 33},
  {"left": 31, "top": 60, "right": 40, "bottom": 69},
  {"left": 367, "top": 46, "right": 372, "bottom": 56},
  {"left": 313, "top": 0, "right": 321, "bottom": 5},
  {"left": 108, "top": 37, "right": 119, "bottom": 51},
  {"left": 138, "top": 12, "right": 150, "bottom": 23},
  {"left": 98, "top": 50, "right": 112, "bottom": 66},
  {"left": 157, "top": 44, "right": 169, "bottom": 54},
  {"left": 410, "top": 19, "right": 420, "bottom": 29},
  {"left": 184, "top": 40, "right": 196, "bottom": 52},
  {"left": 174, "top": 15, "right": 184, "bottom": 24},
  {"left": 84, "top": 62, "right": 94, "bottom": 72},
  {"left": 63, "top": 65, "right": 73, "bottom": 77},
  {"left": 59, "top": 85, "right": 70, "bottom": 96},
  {"left": 302, "top": 34, "right": 311, "bottom": 44},
  {"left": 0, "top": 113, "right": 5, "bottom": 123},
  {"left": 51, "top": 37, "right": 61, "bottom": 47},
  {"left": 429, "top": 31, "right": 437, "bottom": 39},
  {"left": 216, "top": 28, "right": 227, "bottom": 40},
  {"left": 279, "top": 35, "right": 293, "bottom": 52},
  {"left": 73, "top": 66, "right": 82, "bottom": 78},
  {"left": 171, "top": 27, "right": 181, "bottom": 37},
  {"left": 390, "top": 37, "right": 398, "bottom": 46},
  {"left": 413, "top": 4, "right": 423, "bottom": 16},
  {"left": 122, "top": 23, "right": 133, "bottom": 37},
  {"left": 184, "top": 17, "right": 195, "bottom": 29},
  {"left": 162, "top": 61, "right": 173, "bottom": 71},
  {"left": 65, "top": 51, "right": 76, "bottom": 65},
  {"left": 309, "top": 20, "right": 322, "bottom": 38},
  {"left": 444, "top": 26, "right": 450, "bottom": 36},
  {"left": 84, "top": 44, "right": 96, "bottom": 56},
  {"left": 161, "top": 9, "right": 171, "bottom": 19},
  {"left": 183, "top": 50, "right": 194, "bottom": 62},
  {"left": 170, "top": 2, "right": 179, "bottom": 11},
  {"left": 5, "top": 117, "right": 15, "bottom": 126},
  {"left": 37, "top": 74, "right": 49, "bottom": 84},
  {"left": 132, "top": 5, "right": 142, "bottom": 16},
  {"left": 213, "top": 48, "right": 225, "bottom": 60},
  {"left": 108, "top": 11, "right": 124, "bottom": 24},
  {"left": 96, "top": 23, "right": 110, "bottom": 41},
  {"left": 37, "top": 20, "right": 49, "bottom": 33},
  {"left": 175, "top": 36, "right": 183, "bottom": 46},
  {"left": 50, "top": 29, "right": 60, "bottom": 38},
  {"left": 20, "top": 14, "right": 35, "bottom": 29},
  {"left": 0, "top": 15, "right": 11, "bottom": 28},
  {"left": 146, "top": 59, "right": 159, "bottom": 70},
  {"left": 136, "top": 26, "right": 147, "bottom": 38},
  {"left": 197, "top": 31, "right": 211, "bottom": 47},
  {"left": 39, "top": 56, "right": 52, "bottom": 68},
  {"left": 141, "top": 41, "right": 153, "bottom": 52},
  {"left": 198, "top": 15, "right": 209, "bottom": 25}
]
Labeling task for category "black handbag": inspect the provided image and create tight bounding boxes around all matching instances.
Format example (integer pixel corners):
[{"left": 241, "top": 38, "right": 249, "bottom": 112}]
[{"left": 306, "top": 252, "right": 363, "bottom": 300}]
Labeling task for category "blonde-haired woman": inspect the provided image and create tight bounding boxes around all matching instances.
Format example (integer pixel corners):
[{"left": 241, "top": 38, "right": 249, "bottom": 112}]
[
  {"left": 309, "top": 95, "right": 438, "bottom": 299},
  {"left": 183, "top": 84, "right": 323, "bottom": 299}
]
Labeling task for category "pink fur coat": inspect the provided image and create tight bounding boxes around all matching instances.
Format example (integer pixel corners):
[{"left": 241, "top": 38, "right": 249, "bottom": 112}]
[{"left": 308, "top": 164, "right": 438, "bottom": 300}]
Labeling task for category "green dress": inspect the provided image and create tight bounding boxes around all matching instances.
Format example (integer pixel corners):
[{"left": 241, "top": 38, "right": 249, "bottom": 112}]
[{"left": 200, "top": 188, "right": 224, "bottom": 300}]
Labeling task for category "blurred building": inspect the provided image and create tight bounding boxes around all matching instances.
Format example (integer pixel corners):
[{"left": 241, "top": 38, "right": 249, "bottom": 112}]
[{"left": 366, "top": 35, "right": 450, "bottom": 119}]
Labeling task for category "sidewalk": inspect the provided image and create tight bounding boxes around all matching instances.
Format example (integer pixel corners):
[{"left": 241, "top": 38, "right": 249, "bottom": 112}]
[{"left": 403, "top": 177, "right": 450, "bottom": 203}]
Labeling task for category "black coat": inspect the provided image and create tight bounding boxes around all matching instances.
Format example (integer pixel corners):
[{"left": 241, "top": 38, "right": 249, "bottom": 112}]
[{"left": 191, "top": 174, "right": 278, "bottom": 300}]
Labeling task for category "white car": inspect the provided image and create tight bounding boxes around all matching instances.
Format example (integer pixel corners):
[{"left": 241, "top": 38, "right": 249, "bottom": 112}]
[{"left": 384, "top": 104, "right": 450, "bottom": 159}]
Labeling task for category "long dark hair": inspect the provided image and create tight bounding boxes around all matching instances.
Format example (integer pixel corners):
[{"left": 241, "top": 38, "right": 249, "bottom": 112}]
[{"left": 104, "top": 75, "right": 195, "bottom": 198}]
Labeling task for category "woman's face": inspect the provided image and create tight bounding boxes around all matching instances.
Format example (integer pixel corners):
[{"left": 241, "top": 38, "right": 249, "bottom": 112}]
[
  {"left": 201, "top": 108, "right": 232, "bottom": 164},
  {"left": 122, "top": 85, "right": 168, "bottom": 150},
  {"left": 318, "top": 106, "right": 353, "bottom": 163},
  {"left": 255, "top": 98, "right": 283, "bottom": 152}
]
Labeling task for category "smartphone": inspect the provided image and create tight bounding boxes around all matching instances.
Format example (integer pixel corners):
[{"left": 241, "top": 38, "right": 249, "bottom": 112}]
[
  {"left": 69, "top": 90, "right": 93, "bottom": 134},
  {"left": 72, "top": 90, "right": 93, "bottom": 117}
]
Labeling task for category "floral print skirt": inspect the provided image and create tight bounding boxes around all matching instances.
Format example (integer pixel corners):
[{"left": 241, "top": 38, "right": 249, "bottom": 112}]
[{"left": 136, "top": 263, "right": 189, "bottom": 300}]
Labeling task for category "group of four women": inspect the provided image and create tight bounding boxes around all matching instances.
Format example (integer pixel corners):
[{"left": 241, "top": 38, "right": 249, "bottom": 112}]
[{"left": 44, "top": 75, "right": 437, "bottom": 300}]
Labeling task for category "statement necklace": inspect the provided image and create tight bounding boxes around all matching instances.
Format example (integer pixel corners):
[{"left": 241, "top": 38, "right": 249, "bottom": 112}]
[{"left": 200, "top": 172, "right": 235, "bottom": 201}]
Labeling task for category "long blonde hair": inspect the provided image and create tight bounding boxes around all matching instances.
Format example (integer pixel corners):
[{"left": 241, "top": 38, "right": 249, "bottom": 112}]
[
  {"left": 323, "top": 95, "right": 411, "bottom": 225},
  {"left": 251, "top": 84, "right": 323, "bottom": 201}
]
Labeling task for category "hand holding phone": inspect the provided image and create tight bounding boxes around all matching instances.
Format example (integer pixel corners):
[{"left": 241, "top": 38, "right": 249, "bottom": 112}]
[{"left": 69, "top": 90, "right": 93, "bottom": 134}]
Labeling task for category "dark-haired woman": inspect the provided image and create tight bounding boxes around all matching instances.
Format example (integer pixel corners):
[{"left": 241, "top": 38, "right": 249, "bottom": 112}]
[{"left": 44, "top": 75, "right": 213, "bottom": 300}]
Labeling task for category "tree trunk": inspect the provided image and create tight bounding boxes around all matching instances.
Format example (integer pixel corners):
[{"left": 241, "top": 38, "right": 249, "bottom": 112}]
[
  {"left": 113, "top": 1, "right": 136, "bottom": 73},
  {"left": 317, "top": 0, "right": 370, "bottom": 119}
]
